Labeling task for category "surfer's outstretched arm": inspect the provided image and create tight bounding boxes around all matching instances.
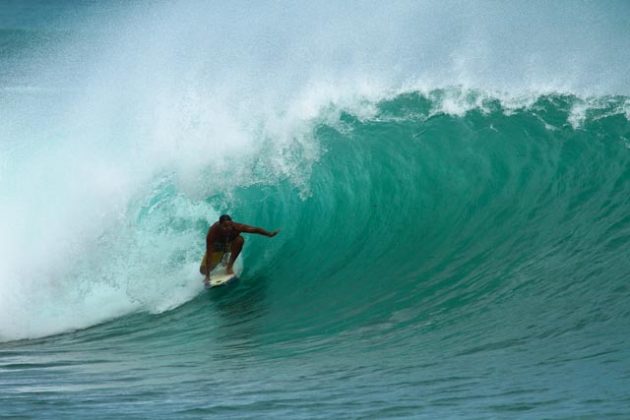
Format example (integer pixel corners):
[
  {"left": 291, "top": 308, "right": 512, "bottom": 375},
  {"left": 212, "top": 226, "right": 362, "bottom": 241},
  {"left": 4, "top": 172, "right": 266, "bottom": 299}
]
[{"left": 235, "top": 223, "right": 280, "bottom": 237}]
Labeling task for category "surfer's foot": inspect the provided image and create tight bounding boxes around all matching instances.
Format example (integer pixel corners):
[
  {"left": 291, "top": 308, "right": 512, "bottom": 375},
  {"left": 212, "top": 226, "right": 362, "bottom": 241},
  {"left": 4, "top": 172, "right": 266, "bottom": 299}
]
[
  {"left": 226, "top": 265, "right": 234, "bottom": 275},
  {"left": 203, "top": 277, "right": 211, "bottom": 287}
]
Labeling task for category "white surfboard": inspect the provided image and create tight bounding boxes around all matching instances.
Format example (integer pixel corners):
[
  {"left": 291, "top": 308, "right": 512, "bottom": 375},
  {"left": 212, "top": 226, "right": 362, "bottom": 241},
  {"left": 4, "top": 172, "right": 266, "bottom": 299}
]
[{"left": 206, "top": 266, "right": 238, "bottom": 288}]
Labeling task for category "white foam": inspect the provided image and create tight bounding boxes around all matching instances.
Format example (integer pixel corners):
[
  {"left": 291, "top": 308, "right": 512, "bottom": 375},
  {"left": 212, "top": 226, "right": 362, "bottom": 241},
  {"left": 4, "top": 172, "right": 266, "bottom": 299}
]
[{"left": 568, "top": 102, "right": 589, "bottom": 129}]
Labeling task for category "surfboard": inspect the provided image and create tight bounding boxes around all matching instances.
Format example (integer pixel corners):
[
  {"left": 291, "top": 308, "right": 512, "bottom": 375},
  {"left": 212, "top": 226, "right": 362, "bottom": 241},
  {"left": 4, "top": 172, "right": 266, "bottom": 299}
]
[{"left": 205, "top": 267, "right": 238, "bottom": 288}]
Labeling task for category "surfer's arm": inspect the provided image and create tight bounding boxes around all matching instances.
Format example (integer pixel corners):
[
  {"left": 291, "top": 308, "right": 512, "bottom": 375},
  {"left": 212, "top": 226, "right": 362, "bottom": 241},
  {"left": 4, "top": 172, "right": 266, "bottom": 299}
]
[{"left": 235, "top": 223, "right": 279, "bottom": 237}]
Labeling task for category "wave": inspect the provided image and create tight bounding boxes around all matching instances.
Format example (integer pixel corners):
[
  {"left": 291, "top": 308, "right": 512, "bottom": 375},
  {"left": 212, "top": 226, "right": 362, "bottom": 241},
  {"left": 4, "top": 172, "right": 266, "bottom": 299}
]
[{"left": 1, "top": 88, "right": 628, "bottom": 341}]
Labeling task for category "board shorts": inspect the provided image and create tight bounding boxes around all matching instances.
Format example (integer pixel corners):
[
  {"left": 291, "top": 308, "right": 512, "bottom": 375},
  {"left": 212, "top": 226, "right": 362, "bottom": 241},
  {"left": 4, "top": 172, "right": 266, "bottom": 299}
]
[{"left": 199, "top": 242, "right": 232, "bottom": 275}]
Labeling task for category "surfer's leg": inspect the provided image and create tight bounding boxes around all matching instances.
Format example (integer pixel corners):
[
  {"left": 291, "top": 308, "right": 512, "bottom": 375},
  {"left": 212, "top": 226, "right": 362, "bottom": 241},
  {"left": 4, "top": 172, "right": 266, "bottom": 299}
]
[
  {"left": 201, "top": 251, "right": 223, "bottom": 280},
  {"left": 200, "top": 252, "right": 209, "bottom": 275},
  {"left": 205, "top": 251, "right": 225, "bottom": 286},
  {"left": 226, "top": 236, "right": 244, "bottom": 274},
  {"left": 209, "top": 252, "right": 224, "bottom": 272}
]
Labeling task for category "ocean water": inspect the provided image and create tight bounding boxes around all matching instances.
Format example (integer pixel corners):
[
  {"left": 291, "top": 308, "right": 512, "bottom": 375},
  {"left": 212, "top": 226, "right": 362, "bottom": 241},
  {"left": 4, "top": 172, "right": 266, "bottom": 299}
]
[{"left": 1, "top": 1, "right": 630, "bottom": 418}]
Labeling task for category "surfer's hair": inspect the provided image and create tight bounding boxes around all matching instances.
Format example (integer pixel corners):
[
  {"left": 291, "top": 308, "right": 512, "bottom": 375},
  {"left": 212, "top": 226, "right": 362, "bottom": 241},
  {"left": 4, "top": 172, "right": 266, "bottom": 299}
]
[{"left": 219, "top": 214, "right": 232, "bottom": 223}]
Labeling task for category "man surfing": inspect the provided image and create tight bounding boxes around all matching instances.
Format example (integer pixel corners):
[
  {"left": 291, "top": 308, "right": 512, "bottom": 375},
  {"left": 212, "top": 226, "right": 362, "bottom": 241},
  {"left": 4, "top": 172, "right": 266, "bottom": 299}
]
[{"left": 200, "top": 214, "right": 279, "bottom": 287}]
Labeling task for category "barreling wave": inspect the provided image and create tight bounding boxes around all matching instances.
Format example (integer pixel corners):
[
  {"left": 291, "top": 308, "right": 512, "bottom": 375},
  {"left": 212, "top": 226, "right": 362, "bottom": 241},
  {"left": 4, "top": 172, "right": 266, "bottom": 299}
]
[{"left": 3, "top": 86, "right": 628, "bottom": 345}]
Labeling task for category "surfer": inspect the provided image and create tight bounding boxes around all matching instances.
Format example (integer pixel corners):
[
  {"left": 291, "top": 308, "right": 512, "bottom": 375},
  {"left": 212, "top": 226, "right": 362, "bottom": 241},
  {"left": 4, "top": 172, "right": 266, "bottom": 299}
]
[{"left": 200, "top": 214, "right": 279, "bottom": 286}]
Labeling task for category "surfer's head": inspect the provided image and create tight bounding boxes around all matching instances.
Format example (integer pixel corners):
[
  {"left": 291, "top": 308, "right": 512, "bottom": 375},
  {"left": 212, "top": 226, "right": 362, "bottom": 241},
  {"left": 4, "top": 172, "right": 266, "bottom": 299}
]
[{"left": 219, "top": 214, "right": 233, "bottom": 227}]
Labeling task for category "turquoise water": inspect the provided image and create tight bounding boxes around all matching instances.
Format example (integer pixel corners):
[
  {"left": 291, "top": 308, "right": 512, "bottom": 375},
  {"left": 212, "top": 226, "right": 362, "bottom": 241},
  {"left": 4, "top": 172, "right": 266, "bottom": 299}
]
[{"left": 1, "top": 2, "right": 630, "bottom": 418}]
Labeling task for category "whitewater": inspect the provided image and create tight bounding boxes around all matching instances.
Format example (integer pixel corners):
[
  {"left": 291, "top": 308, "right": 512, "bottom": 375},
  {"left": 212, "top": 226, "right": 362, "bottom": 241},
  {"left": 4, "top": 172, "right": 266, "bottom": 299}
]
[{"left": 1, "top": 1, "right": 629, "bottom": 418}]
